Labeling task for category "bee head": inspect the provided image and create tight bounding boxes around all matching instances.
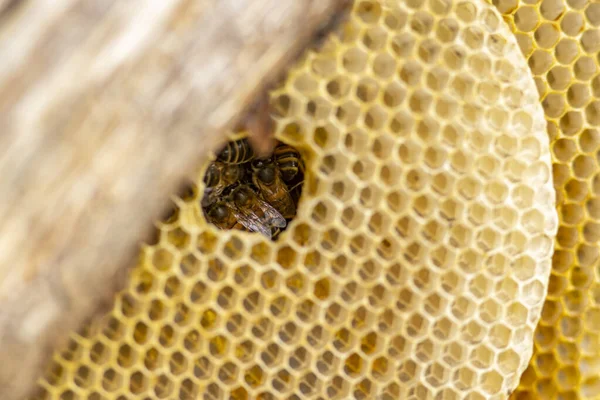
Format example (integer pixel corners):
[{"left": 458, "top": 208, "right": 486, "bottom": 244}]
[
  {"left": 208, "top": 204, "right": 229, "bottom": 221},
  {"left": 257, "top": 165, "right": 276, "bottom": 184},
  {"left": 233, "top": 187, "right": 251, "bottom": 206}
]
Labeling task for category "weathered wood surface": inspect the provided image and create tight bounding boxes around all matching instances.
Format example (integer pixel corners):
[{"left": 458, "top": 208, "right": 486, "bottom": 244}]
[{"left": 0, "top": 0, "right": 348, "bottom": 398}]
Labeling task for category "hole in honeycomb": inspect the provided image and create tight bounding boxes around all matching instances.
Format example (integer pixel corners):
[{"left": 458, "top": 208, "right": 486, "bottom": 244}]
[{"left": 201, "top": 137, "right": 305, "bottom": 241}]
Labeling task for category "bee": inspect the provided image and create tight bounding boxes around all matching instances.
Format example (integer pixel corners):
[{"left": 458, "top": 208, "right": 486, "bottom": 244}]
[
  {"left": 227, "top": 184, "right": 286, "bottom": 238},
  {"left": 201, "top": 162, "right": 244, "bottom": 207},
  {"left": 251, "top": 158, "right": 297, "bottom": 219},
  {"left": 205, "top": 202, "right": 246, "bottom": 231},
  {"left": 274, "top": 143, "right": 304, "bottom": 183},
  {"left": 217, "top": 138, "right": 255, "bottom": 164}
]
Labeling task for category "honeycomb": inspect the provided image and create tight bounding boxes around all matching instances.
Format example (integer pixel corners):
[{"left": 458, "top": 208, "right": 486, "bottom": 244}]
[
  {"left": 32, "top": 0, "right": 558, "bottom": 399},
  {"left": 484, "top": 0, "right": 600, "bottom": 399}
]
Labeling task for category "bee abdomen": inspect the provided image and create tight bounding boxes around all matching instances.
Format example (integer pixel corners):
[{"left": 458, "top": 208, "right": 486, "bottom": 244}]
[
  {"left": 218, "top": 139, "right": 255, "bottom": 164},
  {"left": 204, "top": 164, "right": 220, "bottom": 187},
  {"left": 274, "top": 146, "right": 304, "bottom": 182},
  {"left": 279, "top": 163, "right": 300, "bottom": 182}
]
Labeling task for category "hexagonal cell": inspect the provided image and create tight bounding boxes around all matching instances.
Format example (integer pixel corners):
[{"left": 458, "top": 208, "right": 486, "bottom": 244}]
[
  {"left": 288, "top": 346, "right": 312, "bottom": 371},
  {"left": 454, "top": 366, "right": 477, "bottom": 390},
  {"left": 330, "top": 179, "right": 357, "bottom": 205},
  {"left": 337, "top": 281, "right": 361, "bottom": 306},
  {"left": 166, "top": 226, "right": 191, "bottom": 250},
  {"left": 129, "top": 370, "right": 149, "bottom": 395},
  {"left": 180, "top": 378, "right": 199, "bottom": 400},
  {"left": 249, "top": 242, "right": 272, "bottom": 266},
  {"left": 301, "top": 252, "right": 324, "bottom": 276},
  {"left": 151, "top": 247, "right": 174, "bottom": 272},
  {"left": 311, "top": 198, "right": 338, "bottom": 225},
  {"left": 271, "top": 368, "right": 295, "bottom": 394},
  {"left": 284, "top": 272, "right": 306, "bottom": 297},
  {"left": 461, "top": 320, "right": 487, "bottom": 344},
  {"left": 295, "top": 299, "right": 319, "bottom": 324},
  {"left": 320, "top": 228, "right": 345, "bottom": 253},
  {"left": 397, "top": 359, "right": 419, "bottom": 384},
  {"left": 479, "top": 370, "right": 503, "bottom": 395},
  {"left": 479, "top": 299, "right": 502, "bottom": 324},
  {"left": 358, "top": 331, "right": 379, "bottom": 356},
  {"left": 269, "top": 295, "right": 291, "bottom": 319},
  {"left": 278, "top": 322, "right": 301, "bottom": 346},
  {"left": 425, "top": 362, "right": 450, "bottom": 388},
  {"left": 72, "top": 365, "right": 95, "bottom": 389},
  {"left": 208, "top": 334, "right": 230, "bottom": 359},
  {"left": 364, "top": 105, "right": 388, "bottom": 130},
  {"left": 217, "top": 286, "right": 238, "bottom": 310},
  {"left": 244, "top": 364, "right": 265, "bottom": 388},
  {"left": 362, "top": 25, "right": 388, "bottom": 51},
  {"left": 471, "top": 345, "right": 494, "bottom": 369},
  {"left": 306, "top": 325, "right": 329, "bottom": 350},
  {"left": 405, "top": 313, "right": 430, "bottom": 339},
  {"left": 196, "top": 231, "right": 220, "bottom": 255},
  {"left": 206, "top": 257, "right": 227, "bottom": 283},
  {"left": 320, "top": 152, "right": 349, "bottom": 179},
  {"left": 367, "top": 283, "right": 389, "bottom": 309},
  {"left": 423, "top": 293, "right": 446, "bottom": 317},
  {"left": 443, "top": 341, "right": 466, "bottom": 367},
  {"left": 154, "top": 374, "right": 174, "bottom": 398},
  {"left": 451, "top": 296, "right": 476, "bottom": 321},
  {"left": 370, "top": 356, "right": 391, "bottom": 381},
  {"left": 343, "top": 353, "right": 365, "bottom": 377},
  {"left": 242, "top": 290, "right": 265, "bottom": 315},
  {"left": 325, "top": 75, "right": 352, "bottom": 101},
  {"left": 353, "top": 378, "right": 374, "bottom": 399},
  {"left": 349, "top": 233, "right": 372, "bottom": 257},
  {"left": 498, "top": 349, "right": 521, "bottom": 375},
  {"left": 351, "top": 306, "right": 375, "bottom": 332},
  {"left": 506, "top": 302, "right": 529, "bottom": 327},
  {"left": 115, "top": 344, "right": 137, "bottom": 370},
  {"left": 251, "top": 317, "right": 275, "bottom": 341},
  {"left": 158, "top": 324, "right": 178, "bottom": 348},
  {"left": 101, "top": 368, "right": 123, "bottom": 393},
  {"left": 233, "top": 340, "right": 256, "bottom": 364},
  {"left": 189, "top": 356, "right": 213, "bottom": 384},
  {"left": 58, "top": 390, "right": 78, "bottom": 400},
  {"left": 164, "top": 275, "right": 182, "bottom": 298},
  {"left": 261, "top": 343, "right": 284, "bottom": 368},
  {"left": 415, "top": 338, "right": 436, "bottom": 363}
]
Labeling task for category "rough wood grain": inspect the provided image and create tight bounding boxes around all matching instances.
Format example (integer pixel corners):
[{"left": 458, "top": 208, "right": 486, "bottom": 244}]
[{"left": 0, "top": 0, "right": 349, "bottom": 398}]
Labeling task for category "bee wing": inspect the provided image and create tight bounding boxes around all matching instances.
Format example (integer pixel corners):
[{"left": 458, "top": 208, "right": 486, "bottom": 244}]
[
  {"left": 257, "top": 198, "right": 287, "bottom": 228},
  {"left": 230, "top": 205, "right": 273, "bottom": 239}
]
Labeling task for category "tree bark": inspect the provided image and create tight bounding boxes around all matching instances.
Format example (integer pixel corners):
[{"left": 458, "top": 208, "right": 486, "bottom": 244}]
[{"left": 0, "top": 0, "right": 349, "bottom": 398}]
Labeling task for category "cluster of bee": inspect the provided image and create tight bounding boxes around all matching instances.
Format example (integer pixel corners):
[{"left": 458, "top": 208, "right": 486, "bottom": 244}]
[{"left": 201, "top": 138, "right": 304, "bottom": 240}]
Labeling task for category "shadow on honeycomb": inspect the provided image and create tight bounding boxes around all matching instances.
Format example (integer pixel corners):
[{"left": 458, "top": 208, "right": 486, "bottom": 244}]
[{"left": 199, "top": 137, "right": 305, "bottom": 241}]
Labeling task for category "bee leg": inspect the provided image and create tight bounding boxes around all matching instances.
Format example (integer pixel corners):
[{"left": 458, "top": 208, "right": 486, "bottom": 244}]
[
  {"left": 288, "top": 181, "right": 303, "bottom": 193},
  {"left": 288, "top": 180, "right": 304, "bottom": 205},
  {"left": 244, "top": 92, "right": 276, "bottom": 157}
]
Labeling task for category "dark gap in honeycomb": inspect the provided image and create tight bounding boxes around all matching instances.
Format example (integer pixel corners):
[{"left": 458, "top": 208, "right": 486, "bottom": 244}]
[{"left": 201, "top": 137, "right": 305, "bottom": 241}]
